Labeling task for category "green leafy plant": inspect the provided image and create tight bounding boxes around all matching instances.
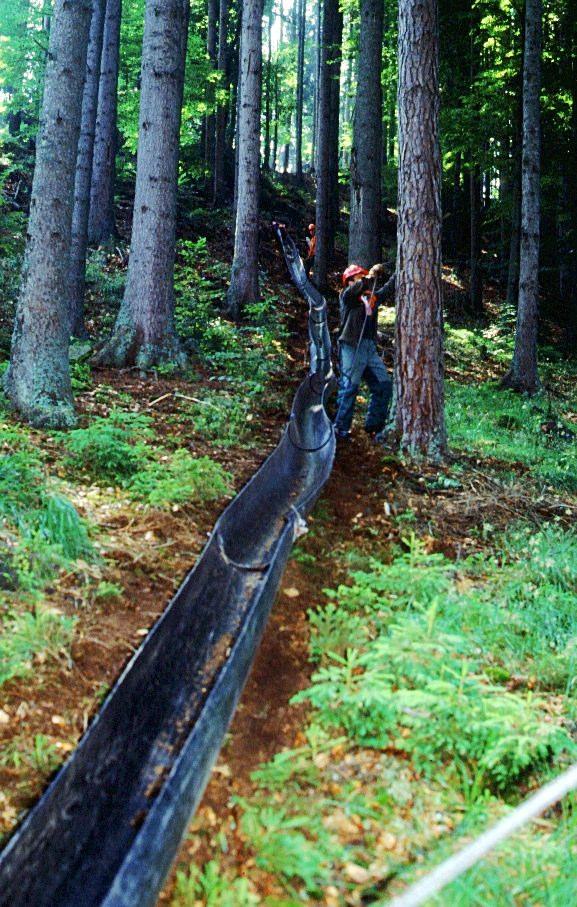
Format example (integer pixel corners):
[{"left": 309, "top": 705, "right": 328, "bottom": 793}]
[
  {"left": 64, "top": 411, "right": 154, "bottom": 483},
  {"left": 236, "top": 800, "right": 343, "bottom": 894},
  {"left": 172, "top": 861, "right": 258, "bottom": 907},
  {"left": 297, "top": 532, "right": 577, "bottom": 791},
  {"left": 0, "top": 606, "right": 76, "bottom": 687},
  {"left": 182, "top": 392, "right": 251, "bottom": 447},
  {"left": 29, "top": 734, "right": 60, "bottom": 774},
  {"left": 129, "top": 449, "right": 232, "bottom": 506}
]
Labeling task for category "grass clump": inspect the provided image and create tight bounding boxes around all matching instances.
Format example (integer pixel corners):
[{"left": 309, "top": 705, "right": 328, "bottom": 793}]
[
  {"left": 297, "top": 606, "right": 572, "bottom": 790},
  {"left": 64, "top": 411, "right": 154, "bottom": 483},
  {"left": 424, "top": 802, "right": 577, "bottom": 906},
  {"left": 0, "top": 425, "right": 93, "bottom": 587},
  {"left": 0, "top": 605, "right": 76, "bottom": 687},
  {"left": 129, "top": 449, "right": 232, "bottom": 507},
  {"left": 446, "top": 382, "right": 577, "bottom": 491}
]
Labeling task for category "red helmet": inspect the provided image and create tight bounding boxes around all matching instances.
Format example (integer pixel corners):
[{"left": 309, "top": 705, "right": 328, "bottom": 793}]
[{"left": 342, "top": 264, "right": 368, "bottom": 286}]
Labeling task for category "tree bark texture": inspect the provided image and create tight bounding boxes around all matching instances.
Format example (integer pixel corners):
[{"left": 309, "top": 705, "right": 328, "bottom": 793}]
[
  {"left": 263, "top": 12, "right": 272, "bottom": 170},
  {"left": 226, "top": 0, "right": 263, "bottom": 319},
  {"left": 469, "top": 163, "right": 483, "bottom": 311},
  {"left": 272, "top": 63, "right": 279, "bottom": 169},
  {"left": 348, "top": 0, "right": 383, "bottom": 267},
  {"left": 563, "top": 2, "right": 577, "bottom": 350},
  {"left": 5, "top": 0, "right": 93, "bottom": 429},
  {"left": 311, "top": 0, "right": 321, "bottom": 172},
  {"left": 327, "top": 5, "right": 342, "bottom": 252},
  {"left": 503, "top": 0, "right": 542, "bottom": 393},
  {"left": 295, "top": 0, "right": 305, "bottom": 179},
  {"left": 395, "top": 0, "right": 446, "bottom": 459},
  {"left": 506, "top": 129, "right": 522, "bottom": 306},
  {"left": 69, "top": 0, "right": 107, "bottom": 338},
  {"left": 232, "top": 34, "right": 242, "bottom": 213},
  {"left": 213, "top": 0, "right": 229, "bottom": 204},
  {"left": 204, "top": 0, "right": 218, "bottom": 184},
  {"left": 314, "top": 0, "right": 339, "bottom": 289},
  {"left": 88, "top": 0, "right": 121, "bottom": 244},
  {"left": 94, "top": 0, "right": 190, "bottom": 369}
]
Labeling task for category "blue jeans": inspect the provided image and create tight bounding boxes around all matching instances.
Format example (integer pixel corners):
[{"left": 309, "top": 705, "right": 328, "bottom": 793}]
[{"left": 335, "top": 339, "right": 392, "bottom": 434}]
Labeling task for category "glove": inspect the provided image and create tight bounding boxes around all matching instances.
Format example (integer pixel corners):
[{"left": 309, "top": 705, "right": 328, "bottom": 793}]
[{"left": 368, "top": 263, "right": 386, "bottom": 279}]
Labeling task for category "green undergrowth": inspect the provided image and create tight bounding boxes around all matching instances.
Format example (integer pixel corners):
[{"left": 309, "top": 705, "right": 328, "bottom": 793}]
[
  {"left": 174, "top": 239, "right": 289, "bottom": 405},
  {"left": 0, "top": 423, "right": 93, "bottom": 585},
  {"left": 172, "top": 860, "right": 258, "bottom": 907},
  {"left": 63, "top": 411, "right": 232, "bottom": 505},
  {"left": 419, "top": 798, "right": 577, "bottom": 906},
  {"left": 446, "top": 381, "right": 577, "bottom": 491},
  {"left": 180, "top": 526, "right": 577, "bottom": 904},
  {"left": 174, "top": 391, "right": 253, "bottom": 448},
  {"left": 0, "top": 420, "right": 88, "bottom": 686}
]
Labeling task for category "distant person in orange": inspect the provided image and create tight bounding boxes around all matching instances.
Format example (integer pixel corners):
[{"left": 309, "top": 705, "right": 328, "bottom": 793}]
[{"left": 304, "top": 223, "right": 316, "bottom": 276}]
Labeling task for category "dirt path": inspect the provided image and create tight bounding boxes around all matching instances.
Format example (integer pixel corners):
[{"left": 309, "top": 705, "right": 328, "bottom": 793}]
[{"left": 159, "top": 434, "right": 395, "bottom": 901}]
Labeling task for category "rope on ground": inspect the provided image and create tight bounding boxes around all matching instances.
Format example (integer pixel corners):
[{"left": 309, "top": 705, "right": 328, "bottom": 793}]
[{"left": 386, "top": 761, "right": 577, "bottom": 907}]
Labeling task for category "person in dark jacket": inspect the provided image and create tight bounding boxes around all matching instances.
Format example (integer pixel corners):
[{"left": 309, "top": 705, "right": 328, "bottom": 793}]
[{"left": 334, "top": 262, "right": 395, "bottom": 439}]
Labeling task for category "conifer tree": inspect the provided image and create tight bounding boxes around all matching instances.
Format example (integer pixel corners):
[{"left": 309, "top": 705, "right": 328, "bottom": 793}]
[
  {"left": 395, "top": 0, "right": 446, "bottom": 458},
  {"left": 94, "top": 0, "right": 190, "bottom": 368},
  {"left": 5, "top": 0, "right": 93, "bottom": 428}
]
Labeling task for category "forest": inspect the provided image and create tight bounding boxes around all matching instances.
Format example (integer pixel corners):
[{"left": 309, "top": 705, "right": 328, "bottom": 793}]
[{"left": 1, "top": 0, "right": 577, "bottom": 903}]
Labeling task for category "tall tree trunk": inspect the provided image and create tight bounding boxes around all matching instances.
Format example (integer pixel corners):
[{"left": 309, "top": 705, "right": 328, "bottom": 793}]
[
  {"left": 88, "top": 0, "right": 121, "bottom": 244},
  {"left": 232, "top": 28, "right": 242, "bottom": 214},
  {"left": 341, "top": 30, "right": 355, "bottom": 169},
  {"left": 388, "top": 92, "right": 395, "bottom": 162},
  {"left": 263, "top": 12, "right": 273, "bottom": 170},
  {"left": 272, "top": 64, "right": 279, "bottom": 170},
  {"left": 506, "top": 127, "right": 522, "bottom": 306},
  {"left": 348, "top": 0, "right": 383, "bottom": 266},
  {"left": 468, "top": 12, "right": 483, "bottom": 312},
  {"left": 226, "top": 0, "right": 263, "bottom": 319},
  {"left": 313, "top": 0, "right": 337, "bottom": 289},
  {"left": 226, "top": 13, "right": 241, "bottom": 187},
  {"left": 295, "top": 0, "right": 306, "bottom": 179},
  {"left": 213, "top": 0, "right": 230, "bottom": 204},
  {"left": 469, "top": 163, "right": 483, "bottom": 311},
  {"left": 564, "top": 2, "right": 577, "bottom": 351},
  {"left": 311, "top": 0, "right": 321, "bottom": 173},
  {"left": 395, "top": 0, "right": 446, "bottom": 458},
  {"left": 445, "top": 149, "right": 461, "bottom": 262},
  {"left": 314, "top": 0, "right": 341, "bottom": 287},
  {"left": 94, "top": 0, "right": 190, "bottom": 369},
  {"left": 5, "top": 0, "right": 93, "bottom": 429},
  {"left": 69, "top": 0, "right": 107, "bottom": 339},
  {"left": 282, "top": 134, "right": 290, "bottom": 173},
  {"left": 205, "top": 0, "right": 218, "bottom": 186},
  {"left": 327, "top": 6, "right": 342, "bottom": 256},
  {"left": 502, "top": 0, "right": 542, "bottom": 393}
]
